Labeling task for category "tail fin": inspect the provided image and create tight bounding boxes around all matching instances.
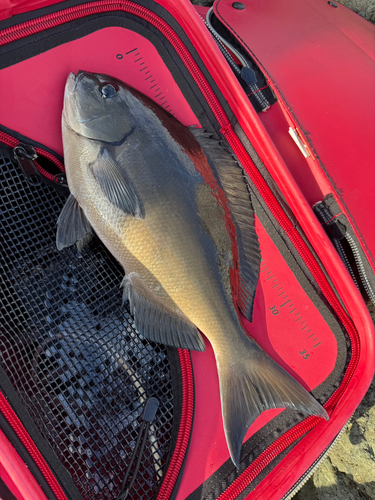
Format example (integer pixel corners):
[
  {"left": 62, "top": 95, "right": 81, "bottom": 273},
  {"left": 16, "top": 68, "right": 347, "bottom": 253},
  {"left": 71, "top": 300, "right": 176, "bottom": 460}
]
[{"left": 218, "top": 340, "right": 328, "bottom": 467}]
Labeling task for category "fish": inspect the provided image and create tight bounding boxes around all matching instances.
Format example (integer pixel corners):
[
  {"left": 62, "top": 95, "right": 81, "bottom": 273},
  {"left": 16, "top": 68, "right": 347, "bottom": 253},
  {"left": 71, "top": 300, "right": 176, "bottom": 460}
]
[{"left": 57, "top": 70, "right": 328, "bottom": 467}]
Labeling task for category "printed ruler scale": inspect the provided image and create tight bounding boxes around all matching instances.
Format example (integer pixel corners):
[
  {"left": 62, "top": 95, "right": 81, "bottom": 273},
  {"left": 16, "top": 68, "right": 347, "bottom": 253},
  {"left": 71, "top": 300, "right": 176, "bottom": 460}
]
[{"left": 243, "top": 220, "right": 338, "bottom": 391}]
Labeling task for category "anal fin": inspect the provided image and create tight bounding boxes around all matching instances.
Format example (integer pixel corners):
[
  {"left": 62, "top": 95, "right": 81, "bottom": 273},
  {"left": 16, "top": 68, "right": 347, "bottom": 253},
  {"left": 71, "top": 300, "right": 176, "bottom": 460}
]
[{"left": 122, "top": 277, "right": 205, "bottom": 352}]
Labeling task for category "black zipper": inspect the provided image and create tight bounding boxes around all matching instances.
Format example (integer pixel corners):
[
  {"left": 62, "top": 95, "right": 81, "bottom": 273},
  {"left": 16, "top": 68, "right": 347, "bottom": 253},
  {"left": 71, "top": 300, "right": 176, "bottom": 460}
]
[{"left": 314, "top": 199, "right": 375, "bottom": 305}]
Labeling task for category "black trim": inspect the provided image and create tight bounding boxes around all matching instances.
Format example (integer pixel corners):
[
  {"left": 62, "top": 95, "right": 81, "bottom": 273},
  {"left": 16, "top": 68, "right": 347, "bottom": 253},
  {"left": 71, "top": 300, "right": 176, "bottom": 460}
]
[{"left": 0, "top": 477, "right": 18, "bottom": 500}]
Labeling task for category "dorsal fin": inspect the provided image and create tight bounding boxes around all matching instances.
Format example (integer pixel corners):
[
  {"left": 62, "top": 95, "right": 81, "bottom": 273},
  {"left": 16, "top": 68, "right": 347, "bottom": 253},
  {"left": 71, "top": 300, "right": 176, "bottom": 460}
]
[{"left": 190, "top": 128, "right": 261, "bottom": 321}]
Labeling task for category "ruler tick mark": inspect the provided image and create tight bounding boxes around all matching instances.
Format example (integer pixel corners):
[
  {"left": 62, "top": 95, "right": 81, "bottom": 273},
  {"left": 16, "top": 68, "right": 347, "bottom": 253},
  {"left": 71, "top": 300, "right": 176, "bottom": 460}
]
[{"left": 280, "top": 299, "right": 291, "bottom": 307}]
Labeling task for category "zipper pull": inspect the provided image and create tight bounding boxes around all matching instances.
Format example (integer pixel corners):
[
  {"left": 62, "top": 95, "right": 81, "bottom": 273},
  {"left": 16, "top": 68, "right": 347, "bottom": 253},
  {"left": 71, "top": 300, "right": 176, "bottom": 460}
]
[
  {"left": 13, "top": 143, "right": 42, "bottom": 186},
  {"left": 116, "top": 397, "right": 160, "bottom": 500},
  {"left": 54, "top": 173, "right": 68, "bottom": 188}
]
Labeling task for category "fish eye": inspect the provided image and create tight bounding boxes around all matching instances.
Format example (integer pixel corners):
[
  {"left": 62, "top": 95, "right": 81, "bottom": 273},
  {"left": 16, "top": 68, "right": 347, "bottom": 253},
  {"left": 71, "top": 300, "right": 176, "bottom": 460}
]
[{"left": 99, "top": 83, "right": 118, "bottom": 98}]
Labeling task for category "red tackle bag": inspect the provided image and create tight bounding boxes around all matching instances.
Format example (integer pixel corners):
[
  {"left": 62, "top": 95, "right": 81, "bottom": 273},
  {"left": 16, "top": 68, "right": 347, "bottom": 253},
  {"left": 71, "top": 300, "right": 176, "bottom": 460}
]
[{"left": 0, "top": 1, "right": 374, "bottom": 499}]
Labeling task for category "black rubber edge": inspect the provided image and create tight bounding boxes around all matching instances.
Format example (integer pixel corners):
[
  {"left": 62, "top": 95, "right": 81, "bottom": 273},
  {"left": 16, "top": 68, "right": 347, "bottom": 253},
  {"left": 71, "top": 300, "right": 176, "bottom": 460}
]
[{"left": 0, "top": 477, "right": 18, "bottom": 500}]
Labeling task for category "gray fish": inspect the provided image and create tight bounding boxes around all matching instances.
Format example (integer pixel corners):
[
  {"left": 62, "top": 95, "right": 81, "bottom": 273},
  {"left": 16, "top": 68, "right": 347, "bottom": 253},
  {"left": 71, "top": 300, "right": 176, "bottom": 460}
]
[{"left": 57, "top": 71, "right": 328, "bottom": 467}]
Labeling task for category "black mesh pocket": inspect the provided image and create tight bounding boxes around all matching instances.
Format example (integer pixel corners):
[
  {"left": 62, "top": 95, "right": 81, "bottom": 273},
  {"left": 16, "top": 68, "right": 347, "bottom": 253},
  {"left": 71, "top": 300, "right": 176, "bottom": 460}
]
[{"left": 0, "top": 155, "right": 175, "bottom": 500}]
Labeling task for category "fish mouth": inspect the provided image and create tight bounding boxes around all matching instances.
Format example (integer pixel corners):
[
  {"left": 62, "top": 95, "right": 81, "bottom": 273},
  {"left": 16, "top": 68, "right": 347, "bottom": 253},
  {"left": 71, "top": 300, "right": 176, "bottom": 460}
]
[
  {"left": 64, "top": 71, "right": 94, "bottom": 96},
  {"left": 63, "top": 71, "right": 101, "bottom": 126},
  {"left": 64, "top": 72, "right": 77, "bottom": 99}
]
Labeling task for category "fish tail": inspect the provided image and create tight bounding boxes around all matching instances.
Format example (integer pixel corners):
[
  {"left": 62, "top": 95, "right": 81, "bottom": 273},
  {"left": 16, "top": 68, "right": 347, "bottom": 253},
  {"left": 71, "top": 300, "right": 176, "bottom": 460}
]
[{"left": 217, "top": 338, "right": 328, "bottom": 468}]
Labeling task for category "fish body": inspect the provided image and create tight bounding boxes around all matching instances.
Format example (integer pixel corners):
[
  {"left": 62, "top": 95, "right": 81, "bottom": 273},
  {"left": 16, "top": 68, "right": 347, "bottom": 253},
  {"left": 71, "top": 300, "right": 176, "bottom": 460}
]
[{"left": 58, "top": 71, "right": 328, "bottom": 466}]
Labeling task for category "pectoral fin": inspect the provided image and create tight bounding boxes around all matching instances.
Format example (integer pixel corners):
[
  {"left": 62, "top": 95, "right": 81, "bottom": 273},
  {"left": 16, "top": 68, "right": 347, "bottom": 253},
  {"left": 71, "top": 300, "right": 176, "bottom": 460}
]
[
  {"left": 90, "top": 147, "right": 144, "bottom": 218},
  {"left": 56, "top": 194, "right": 93, "bottom": 250}
]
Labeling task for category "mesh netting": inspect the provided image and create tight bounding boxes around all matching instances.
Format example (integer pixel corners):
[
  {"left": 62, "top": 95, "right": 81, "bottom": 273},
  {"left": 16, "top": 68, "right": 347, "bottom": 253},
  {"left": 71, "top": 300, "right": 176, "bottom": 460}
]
[{"left": 0, "top": 156, "right": 175, "bottom": 500}]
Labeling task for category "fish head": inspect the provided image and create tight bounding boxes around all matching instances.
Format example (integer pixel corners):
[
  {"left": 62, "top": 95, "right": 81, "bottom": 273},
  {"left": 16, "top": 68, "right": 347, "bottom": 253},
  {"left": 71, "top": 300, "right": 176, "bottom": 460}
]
[{"left": 63, "top": 71, "right": 134, "bottom": 143}]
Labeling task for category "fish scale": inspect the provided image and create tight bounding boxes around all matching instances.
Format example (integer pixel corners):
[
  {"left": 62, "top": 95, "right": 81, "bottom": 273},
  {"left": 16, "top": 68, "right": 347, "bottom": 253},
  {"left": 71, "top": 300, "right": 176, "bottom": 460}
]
[{"left": 57, "top": 70, "right": 328, "bottom": 467}]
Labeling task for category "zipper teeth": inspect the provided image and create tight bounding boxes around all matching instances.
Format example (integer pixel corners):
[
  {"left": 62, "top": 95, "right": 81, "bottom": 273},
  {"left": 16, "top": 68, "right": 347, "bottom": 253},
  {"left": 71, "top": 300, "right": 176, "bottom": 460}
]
[
  {"left": 0, "top": 392, "right": 68, "bottom": 500},
  {"left": 156, "top": 350, "right": 194, "bottom": 500},
  {"left": 0, "top": 130, "right": 65, "bottom": 180},
  {"left": 0, "top": 2, "right": 361, "bottom": 499},
  {"left": 282, "top": 416, "right": 352, "bottom": 500},
  {"left": 204, "top": 7, "right": 270, "bottom": 111},
  {"left": 346, "top": 233, "right": 375, "bottom": 305},
  {"left": 312, "top": 203, "right": 360, "bottom": 288},
  {"left": 332, "top": 238, "right": 360, "bottom": 289},
  {"left": 34, "top": 146, "right": 65, "bottom": 172},
  {"left": 205, "top": 7, "right": 246, "bottom": 70}
]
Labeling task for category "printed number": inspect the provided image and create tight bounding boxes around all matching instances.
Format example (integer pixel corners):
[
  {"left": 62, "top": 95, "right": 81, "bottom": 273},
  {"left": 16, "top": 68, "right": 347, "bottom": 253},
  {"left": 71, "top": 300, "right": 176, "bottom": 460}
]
[
  {"left": 299, "top": 349, "right": 310, "bottom": 360},
  {"left": 268, "top": 305, "right": 279, "bottom": 315}
]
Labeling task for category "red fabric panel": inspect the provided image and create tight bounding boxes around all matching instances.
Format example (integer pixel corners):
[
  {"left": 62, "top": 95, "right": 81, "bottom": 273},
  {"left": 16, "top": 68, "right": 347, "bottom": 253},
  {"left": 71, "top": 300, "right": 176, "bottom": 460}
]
[
  {"left": 0, "top": 27, "right": 198, "bottom": 156},
  {"left": 215, "top": 0, "right": 375, "bottom": 264}
]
